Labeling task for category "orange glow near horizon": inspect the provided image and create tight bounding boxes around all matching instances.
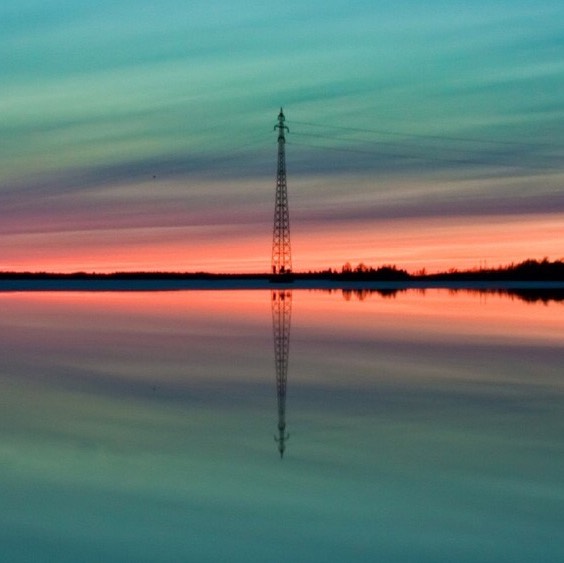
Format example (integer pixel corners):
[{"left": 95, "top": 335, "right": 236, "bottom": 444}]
[
  {"left": 2, "top": 289, "right": 562, "bottom": 345},
  {"left": 292, "top": 288, "right": 564, "bottom": 344},
  {"left": 293, "top": 212, "right": 564, "bottom": 273},
  {"left": 1, "top": 213, "right": 562, "bottom": 274}
]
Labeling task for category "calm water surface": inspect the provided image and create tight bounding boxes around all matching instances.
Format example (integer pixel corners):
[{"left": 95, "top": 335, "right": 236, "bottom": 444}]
[{"left": 1, "top": 289, "right": 563, "bottom": 562}]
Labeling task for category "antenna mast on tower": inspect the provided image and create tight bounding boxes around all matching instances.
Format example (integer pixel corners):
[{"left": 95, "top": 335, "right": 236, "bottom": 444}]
[{"left": 271, "top": 108, "right": 292, "bottom": 275}]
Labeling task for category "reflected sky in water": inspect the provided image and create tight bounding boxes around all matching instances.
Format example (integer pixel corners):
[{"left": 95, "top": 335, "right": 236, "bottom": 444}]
[{"left": 1, "top": 289, "right": 563, "bottom": 562}]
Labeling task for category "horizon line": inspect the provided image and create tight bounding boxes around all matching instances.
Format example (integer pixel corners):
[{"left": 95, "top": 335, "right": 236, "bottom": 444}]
[{"left": 1, "top": 257, "right": 563, "bottom": 278}]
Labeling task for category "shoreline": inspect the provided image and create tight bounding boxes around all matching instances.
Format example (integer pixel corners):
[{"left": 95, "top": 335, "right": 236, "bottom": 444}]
[{"left": 1, "top": 279, "right": 564, "bottom": 292}]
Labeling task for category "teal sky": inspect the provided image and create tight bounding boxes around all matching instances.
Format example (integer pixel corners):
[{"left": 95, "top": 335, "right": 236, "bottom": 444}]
[{"left": 1, "top": 1, "right": 563, "bottom": 271}]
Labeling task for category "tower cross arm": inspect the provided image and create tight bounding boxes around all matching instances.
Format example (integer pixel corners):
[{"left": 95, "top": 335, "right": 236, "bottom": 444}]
[{"left": 274, "top": 107, "right": 289, "bottom": 135}]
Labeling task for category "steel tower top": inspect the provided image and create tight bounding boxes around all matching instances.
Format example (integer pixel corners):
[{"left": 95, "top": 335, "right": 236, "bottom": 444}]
[{"left": 271, "top": 108, "right": 292, "bottom": 275}]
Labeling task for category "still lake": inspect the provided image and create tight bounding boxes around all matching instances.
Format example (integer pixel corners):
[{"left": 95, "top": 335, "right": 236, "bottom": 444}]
[{"left": 1, "top": 288, "right": 563, "bottom": 562}]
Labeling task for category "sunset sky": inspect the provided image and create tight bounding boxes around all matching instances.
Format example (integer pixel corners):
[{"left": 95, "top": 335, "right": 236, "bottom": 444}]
[{"left": 1, "top": 0, "right": 563, "bottom": 273}]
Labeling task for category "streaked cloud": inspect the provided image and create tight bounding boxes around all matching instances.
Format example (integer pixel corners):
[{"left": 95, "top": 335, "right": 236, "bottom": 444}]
[{"left": 1, "top": 0, "right": 563, "bottom": 271}]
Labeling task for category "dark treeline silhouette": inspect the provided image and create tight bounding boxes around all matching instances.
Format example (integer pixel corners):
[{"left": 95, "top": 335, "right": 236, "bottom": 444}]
[
  {"left": 299, "top": 258, "right": 564, "bottom": 282},
  {"left": 0, "top": 266, "right": 409, "bottom": 281},
  {"left": 415, "top": 258, "right": 564, "bottom": 282},
  {"left": 1, "top": 258, "right": 563, "bottom": 283},
  {"left": 292, "top": 264, "right": 411, "bottom": 282}
]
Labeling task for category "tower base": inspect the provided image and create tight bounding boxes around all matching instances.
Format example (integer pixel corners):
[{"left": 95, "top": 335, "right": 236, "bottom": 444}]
[{"left": 269, "top": 272, "right": 294, "bottom": 284}]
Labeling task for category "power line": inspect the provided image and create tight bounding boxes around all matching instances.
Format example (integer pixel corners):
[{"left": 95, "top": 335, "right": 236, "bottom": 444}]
[
  {"left": 288, "top": 119, "right": 549, "bottom": 148},
  {"left": 290, "top": 130, "right": 520, "bottom": 159},
  {"left": 285, "top": 121, "right": 560, "bottom": 171},
  {"left": 287, "top": 139, "right": 494, "bottom": 169}
]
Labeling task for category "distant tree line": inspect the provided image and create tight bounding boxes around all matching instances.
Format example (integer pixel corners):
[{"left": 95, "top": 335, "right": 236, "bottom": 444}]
[
  {"left": 1, "top": 258, "right": 563, "bottom": 282},
  {"left": 416, "top": 258, "right": 564, "bottom": 282},
  {"left": 301, "top": 258, "right": 564, "bottom": 282}
]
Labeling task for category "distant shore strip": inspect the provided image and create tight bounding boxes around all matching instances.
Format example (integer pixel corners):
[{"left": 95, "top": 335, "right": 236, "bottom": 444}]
[
  {"left": 1, "top": 258, "right": 563, "bottom": 291},
  {"left": 1, "top": 278, "right": 564, "bottom": 293}
]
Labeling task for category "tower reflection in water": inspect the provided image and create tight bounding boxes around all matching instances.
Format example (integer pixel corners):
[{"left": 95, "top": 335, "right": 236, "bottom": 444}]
[{"left": 271, "top": 289, "right": 292, "bottom": 458}]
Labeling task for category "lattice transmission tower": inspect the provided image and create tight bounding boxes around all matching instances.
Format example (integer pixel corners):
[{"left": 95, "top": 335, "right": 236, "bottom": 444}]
[
  {"left": 271, "top": 108, "right": 292, "bottom": 275},
  {"left": 271, "top": 289, "right": 292, "bottom": 458}
]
